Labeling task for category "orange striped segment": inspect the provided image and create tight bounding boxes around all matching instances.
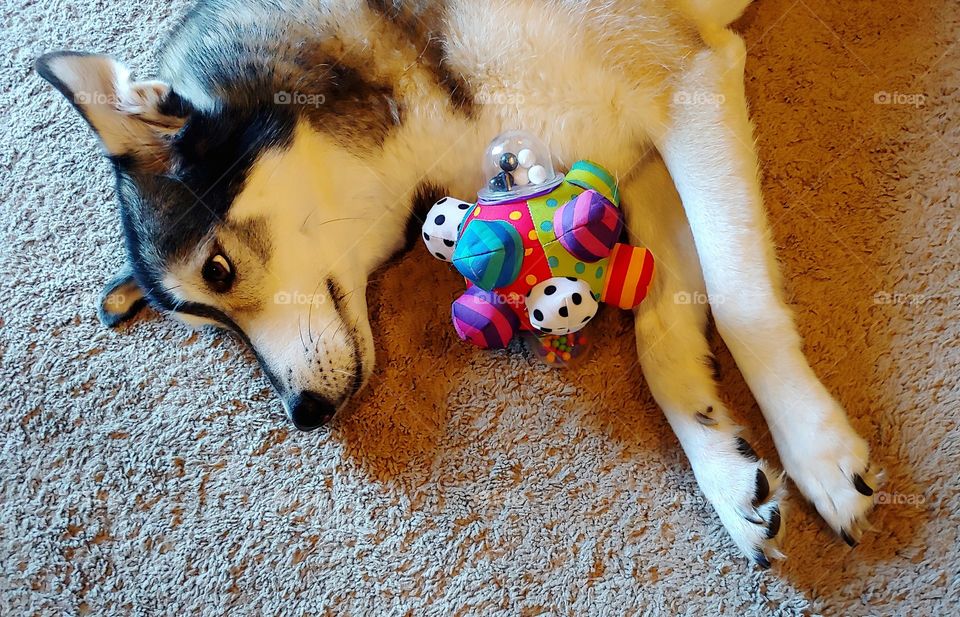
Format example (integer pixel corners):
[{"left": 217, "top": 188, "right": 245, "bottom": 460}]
[
  {"left": 601, "top": 244, "right": 655, "bottom": 309},
  {"left": 601, "top": 244, "right": 628, "bottom": 306}
]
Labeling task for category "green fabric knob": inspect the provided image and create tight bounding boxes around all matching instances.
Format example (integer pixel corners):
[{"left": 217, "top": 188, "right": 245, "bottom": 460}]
[{"left": 452, "top": 220, "right": 524, "bottom": 291}]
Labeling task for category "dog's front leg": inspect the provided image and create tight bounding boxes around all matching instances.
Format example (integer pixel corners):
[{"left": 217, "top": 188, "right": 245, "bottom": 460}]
[
  {"left": 621, "top": 160, "right": 784, "bottom": 567},
  {"left": 654, "top": 29, "right": 879, "bottom": 544}
]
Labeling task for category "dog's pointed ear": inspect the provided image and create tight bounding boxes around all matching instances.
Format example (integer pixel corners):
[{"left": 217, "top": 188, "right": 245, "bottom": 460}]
[
  {"left": 35, "top": 52, "right": 191, "bottom": 164},
  {"left": 99, "top": 266, "right": 148, "bottom": 328}
]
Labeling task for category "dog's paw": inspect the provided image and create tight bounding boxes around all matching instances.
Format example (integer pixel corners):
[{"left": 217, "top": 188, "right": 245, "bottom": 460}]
[
  {"left": 697, "top": 437, "right": 786, "bottom": 568},
  {"left": 780, "top": 420, "right": 880, "bottom": 546}
]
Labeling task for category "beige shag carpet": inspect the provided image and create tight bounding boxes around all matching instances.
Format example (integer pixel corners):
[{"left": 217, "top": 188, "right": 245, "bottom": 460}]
[{"left": 2, "top": 0, "right": 957, "bottom": 614}]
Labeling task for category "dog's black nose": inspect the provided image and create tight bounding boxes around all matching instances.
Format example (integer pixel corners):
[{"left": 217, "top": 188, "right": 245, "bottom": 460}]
[{"left": 288, "top": 392, "right": 337, "bottom": 431}]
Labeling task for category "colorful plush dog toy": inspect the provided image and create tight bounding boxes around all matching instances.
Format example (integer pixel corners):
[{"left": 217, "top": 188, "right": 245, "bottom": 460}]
[{"left": 423, "top": 131, "right": 655, "bottom": 349}]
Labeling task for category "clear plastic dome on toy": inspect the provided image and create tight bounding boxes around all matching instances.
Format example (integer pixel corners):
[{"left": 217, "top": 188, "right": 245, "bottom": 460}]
[{"left": 477, "top": 130, "right": 564, "bottom": 203}]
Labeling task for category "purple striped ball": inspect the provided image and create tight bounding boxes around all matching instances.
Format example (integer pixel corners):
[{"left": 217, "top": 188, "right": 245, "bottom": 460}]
[
  {"left": 553, "top": 191, "right": 623, "bottom": 263},
  {"left": 451, "top": 286, "right": 520, "bottom": 349}
]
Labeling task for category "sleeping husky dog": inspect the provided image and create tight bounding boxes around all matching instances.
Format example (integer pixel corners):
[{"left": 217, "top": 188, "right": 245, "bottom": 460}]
[{"left": 36, "top": 0, "right": 879, "bottom": 565}]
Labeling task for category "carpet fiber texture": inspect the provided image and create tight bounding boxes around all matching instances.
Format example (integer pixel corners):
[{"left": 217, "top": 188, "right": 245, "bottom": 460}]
[{"left": 1, "top": 0, "right": 957, "bottom": 614}]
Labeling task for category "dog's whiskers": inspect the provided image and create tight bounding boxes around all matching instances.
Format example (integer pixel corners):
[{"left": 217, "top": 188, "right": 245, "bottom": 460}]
[
  {"left": 143, "top": 283, "right": 187, "bottom": 313},
  {"left": 297, "top": 315, "right": 309, "bottom": 353},
  {"left": 306, "top": 276, "right": 327, "bottom": 344},
  {"left": 300, "top": 215, "right": 378, "bottom": 234}
]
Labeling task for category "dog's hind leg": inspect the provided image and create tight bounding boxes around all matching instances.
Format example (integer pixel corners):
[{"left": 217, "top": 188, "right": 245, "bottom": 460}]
[
  {"left": 654, "top": 28, "right": 878, "bottom": 545},
  {"left": 620, "top": 156, "right": 785, "bottom": 567}
]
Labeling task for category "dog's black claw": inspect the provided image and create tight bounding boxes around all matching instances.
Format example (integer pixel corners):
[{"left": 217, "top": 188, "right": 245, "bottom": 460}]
[
  {"left": 753, "top": 469, "right": 770, "bottom": 506},
  {"left": 696, "top": 409, "right": 718, "bottom": 426},
  {"left": 736, "top": 437, "right": 758, "bottom": 461},
  {"left": 766, "top": 506, "right": 782, "bottom": 539},
  {"left": 840, "top": 529, "right": 858, "bottom": 547},
  {"left": 754, "top": 552, "right": 771, "bottom": 569},
  {"left": 742, "top": 509, "right": 764, "bottom": 525},
  {"left": 853, "top": 473, "right": 874, "bottom": 496}
]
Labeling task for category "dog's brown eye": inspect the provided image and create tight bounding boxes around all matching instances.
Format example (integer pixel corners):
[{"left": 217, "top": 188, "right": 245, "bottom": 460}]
[{"left": 202, "top": 254, "right": 234, "bottom": 292}]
